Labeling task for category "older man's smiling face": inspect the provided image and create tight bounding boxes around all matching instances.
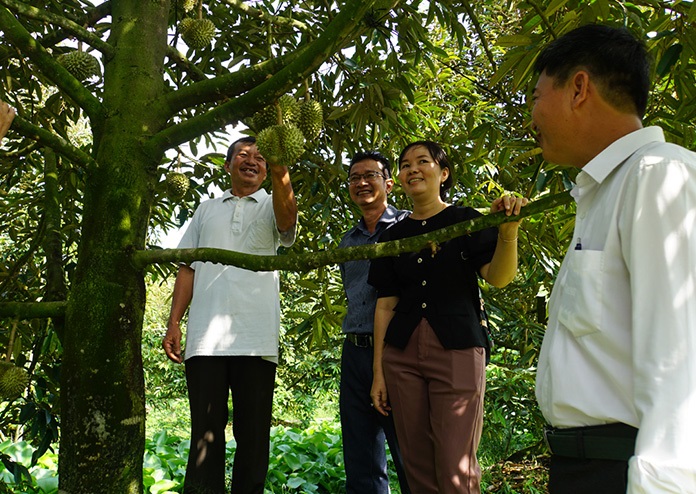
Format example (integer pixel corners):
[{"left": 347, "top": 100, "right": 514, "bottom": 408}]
[{"left": 225, "top": 142, "right": 268, "bottom": 191}]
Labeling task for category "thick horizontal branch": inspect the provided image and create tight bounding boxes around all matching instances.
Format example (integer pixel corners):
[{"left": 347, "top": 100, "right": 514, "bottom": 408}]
[
  {"left": 0, "top": 301, "right": 67, "bottom": 319},
  {"left": 132, "top": 191, "right": 573, "bottom": 271},
  {"left": 2, "top": 192, "right": 573, "bottom": 320}
]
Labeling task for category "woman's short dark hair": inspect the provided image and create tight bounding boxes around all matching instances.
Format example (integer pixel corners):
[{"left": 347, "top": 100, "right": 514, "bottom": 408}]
[
  {"left": 348, "top": 150, "right": 392, "bottom": 179},
  {"left": 398, "top": 140, "right": 453, "bottom": 201},
  {"left": 226, "top": 136, "right": 257, "bottom": 162},
  {"left": 534, "top": 24, "right": 650, "bottom": 117}
]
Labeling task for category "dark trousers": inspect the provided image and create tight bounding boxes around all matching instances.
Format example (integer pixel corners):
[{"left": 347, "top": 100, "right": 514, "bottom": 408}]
[
  {"left": 183, "top": 356, "right": 276, "bottom": 494},
  {"left": 340, "top": 338, "right": 410, "bottom": 494},
  {"left": 549, "top": 455, "right": 629, "bottom": 494}
]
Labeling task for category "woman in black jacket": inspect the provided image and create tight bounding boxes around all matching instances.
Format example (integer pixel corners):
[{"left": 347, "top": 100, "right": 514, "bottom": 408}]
[{"left": 369, "top": 141, "right": 527, "bottom": 494}]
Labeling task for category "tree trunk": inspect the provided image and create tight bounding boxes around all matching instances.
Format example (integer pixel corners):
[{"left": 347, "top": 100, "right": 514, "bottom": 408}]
[{"left": 59, "top": 2, "right": 169, "bottom": 492}]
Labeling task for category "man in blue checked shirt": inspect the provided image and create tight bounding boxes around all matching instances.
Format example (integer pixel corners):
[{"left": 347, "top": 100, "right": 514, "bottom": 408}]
[{"left": 338, "top": 150, "right": 410, "bottom": 494}]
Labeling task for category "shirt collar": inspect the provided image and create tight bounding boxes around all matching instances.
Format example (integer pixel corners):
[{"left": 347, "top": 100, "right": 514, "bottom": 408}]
[
  {"left": 581, "top": 126, "right": 665, "bottom": 184},
  {"left": 356, "top": 204, "right": 400, "bottom": 234},
  {"left": 222, "top": 188, "right": 268, "bottom": 202}
]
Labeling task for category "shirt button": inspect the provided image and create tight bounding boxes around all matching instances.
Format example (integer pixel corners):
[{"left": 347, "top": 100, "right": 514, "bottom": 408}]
[
  {"left": 422, "top": 220, "right": 427, "bottom": 226},
  {"left": 421, "top": 302, "right": 427, "bottom": 309},
  {"left": 422, "top": 280, "right": 427, "bottom": 286},
  {"left": 417, "top": 258, "right": 423, "bottom": 263}
]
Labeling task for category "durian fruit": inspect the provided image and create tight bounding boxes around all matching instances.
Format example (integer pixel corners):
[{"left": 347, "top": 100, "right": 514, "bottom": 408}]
[
  {"left": 177, "top": 0, "right": 197, "bottom": 11},
  {"left": 252, "top": 105, "right": 280, "bottom": 133},
  {"left": 251, "top": 95, "right": 301, "bottom": 133},
  {"left": 0, "top": 362, "right": 29, "bottom": 401},
  {"left": 165, "top": 171, "right": 189, "bottom": 200},
  {"left": 180, "top": 18, "right": 216, "bottom": 49},
  {"left": 297, "top": 99, "right": 323, "bottom": 141},
  {"left": 277, "top": 95, "right": 300, "bottom": 125},
  {"left": 256, "top": 123, "right": 306, "bottom": 167},
  {"left": 57, "top": 51, "right": 101, "bottom": 82}
]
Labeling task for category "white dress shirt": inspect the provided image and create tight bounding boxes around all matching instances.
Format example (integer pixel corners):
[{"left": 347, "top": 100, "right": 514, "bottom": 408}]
[
  {"left": 178, "top": 188, "right": 295, "bottom": 362},
  {"left": 536, "top": 127, "right": 696, "bottom": 492}
]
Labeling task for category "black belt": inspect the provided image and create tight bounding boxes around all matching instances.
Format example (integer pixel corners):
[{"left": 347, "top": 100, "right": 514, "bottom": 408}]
[
  {"left": 544, "top": 423, "right": 638, "bottom": 462},
  {"left": 345, "top": 333, "right": 373, "bottom": 348}
]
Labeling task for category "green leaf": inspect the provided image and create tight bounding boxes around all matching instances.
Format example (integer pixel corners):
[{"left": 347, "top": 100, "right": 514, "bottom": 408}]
[{"left": 656, "top": 43, "right": 683, "bottom": 78}]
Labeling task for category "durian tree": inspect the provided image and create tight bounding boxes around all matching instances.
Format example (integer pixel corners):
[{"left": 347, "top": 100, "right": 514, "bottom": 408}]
[{"left": 1, "top": 0, "right": 694, "bottom": 492}]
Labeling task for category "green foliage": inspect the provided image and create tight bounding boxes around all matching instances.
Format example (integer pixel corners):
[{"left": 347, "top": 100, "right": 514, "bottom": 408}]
[
  {"left": 1, "top": 422, "right": 548, "bottom": 493},
  {"left": 2, "top": 0, "right": 696, "bottom": 489}
]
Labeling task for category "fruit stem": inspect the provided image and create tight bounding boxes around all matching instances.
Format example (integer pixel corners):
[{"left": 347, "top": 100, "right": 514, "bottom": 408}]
[{"left": 5, "top": 319, "right": 17, "bottom": 362}]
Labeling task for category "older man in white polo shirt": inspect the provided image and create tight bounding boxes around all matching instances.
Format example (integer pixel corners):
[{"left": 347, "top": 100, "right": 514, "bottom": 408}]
[{"left": 163, "top": 136, "right": 297, "bottom": 494}]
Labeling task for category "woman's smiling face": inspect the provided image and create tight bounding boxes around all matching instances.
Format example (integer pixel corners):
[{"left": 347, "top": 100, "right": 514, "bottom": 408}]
[{"left": 398, "top": 145, "right": 449, "bottom": 201}]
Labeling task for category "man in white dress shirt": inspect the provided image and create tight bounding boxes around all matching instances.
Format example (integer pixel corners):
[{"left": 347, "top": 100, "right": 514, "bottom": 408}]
[
  {"left": 163, "top": 136, "right": 297, "bottom": 494},
  {"left": 0, "top": 99, "right": 15, "bottom": 142},
  {"left": 532, "top": 24, "right": 696, "bottom": 493}
]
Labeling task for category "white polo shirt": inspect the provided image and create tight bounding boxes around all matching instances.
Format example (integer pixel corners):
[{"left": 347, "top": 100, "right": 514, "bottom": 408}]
[
  {"left": 178, "top": 188, "right": 295, "bottom": 362},
  {"left": 536, "top": 127, "right": 696, "bottom": 492}
]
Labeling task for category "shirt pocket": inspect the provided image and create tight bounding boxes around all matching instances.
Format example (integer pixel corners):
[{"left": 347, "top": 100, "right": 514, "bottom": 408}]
[
  {"left": 557, "top": 249, "right": 604, "bottom": 338},
  {"left": 247, "top": 218, "right": 275, "bottom": 251}
]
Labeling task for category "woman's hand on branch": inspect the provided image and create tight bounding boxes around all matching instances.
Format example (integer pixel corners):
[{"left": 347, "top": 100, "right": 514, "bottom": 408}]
[{"left": 491, "top": 195, "right": 529, "bottom": 238}]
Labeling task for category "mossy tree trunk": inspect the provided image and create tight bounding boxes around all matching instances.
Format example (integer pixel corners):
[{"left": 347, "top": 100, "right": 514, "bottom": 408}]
[{"left": 59, "top": 2, "right": 169, "bottom": 492}]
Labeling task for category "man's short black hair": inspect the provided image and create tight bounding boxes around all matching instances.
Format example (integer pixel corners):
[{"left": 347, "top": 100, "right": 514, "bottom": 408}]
[
  {"left": 348, "top": 150, "right": 392, "bottom": 179},
  {"left": 226, "top": 136, "right": 257, "bottom": 162},
  {"left": 534, "top": 24, "right": 651, "bottom": 117}
]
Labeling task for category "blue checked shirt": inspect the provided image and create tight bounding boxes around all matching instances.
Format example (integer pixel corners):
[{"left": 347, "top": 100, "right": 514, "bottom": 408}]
[{"left": 338, "top": 205, "right": 409, "bottom": 335}]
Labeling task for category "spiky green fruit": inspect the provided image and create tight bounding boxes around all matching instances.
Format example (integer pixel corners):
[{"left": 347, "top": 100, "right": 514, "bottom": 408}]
[
  {"left": 251, "top": 95, "right": 300, "bottom": 132},
  {"left": 256, "top": 124, "right": 305, "bottom": 167},
  {"left": 0, "top": 363, "right": 29, "bottom": 400},
  {"left": 277, "top": 95, "right": 300, "bottom": 125},
  {"left": 297, "top": 99, "right": 323, "bottom": 141},
  {"left": 165, "top": 172, "right": 189, "bottom": 200},
  {"left": 0, "top": 361, "right": 12, "bottom": 377},
  {"left": 57, "top": 51, "right": 101, "bottom": 81},
  {"left": 178, "top": 0, "right": 196, "bottom": 11},
  {"left": 252, "top": 105, "right": 280, "bottom": 132},
  {"left": 256, "top": 125, "right": 283, "bottom": 165},
  {"left": 180, "top": 18, "right": 216, "bottom": 49}
]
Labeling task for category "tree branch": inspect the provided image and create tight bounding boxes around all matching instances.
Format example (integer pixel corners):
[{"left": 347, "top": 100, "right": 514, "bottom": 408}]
[
  {"left": 0, "top": 5, "right": 105, "bottom": 124},
  {"left": 0, "top": 0, "right": 114, "bottom": 58},
  {"left": 164, "top": 45, "right": 207, "bottom": 82},
  {"left": 10, "top": 116, "right": 99, "bottom": 171},
  {"left": 37, "top": 1, "right": 112, "bottom": 50},
  {"left": 146, "top": 0, "right": 383, "bottom": 155},
  {"left": 0, "top": 191, "right": 572, "bottom": 320},
  {"left": 0, "top": 302, "right": 67, "bottom": 319},
  {"left": 222, "top": 0, "right": 311, "bottom": 32},
  {"left": 161, "top": 48, "right": 305, "bottom": 116},
  {"left": 132, "top": 190, "right": 573, "bottom": 271},
  {"left": 526, "top": 0, "right": 557, "bottom": 38},
  {"left": 461, "top": 1, "right": 497, "bottom": 70}
]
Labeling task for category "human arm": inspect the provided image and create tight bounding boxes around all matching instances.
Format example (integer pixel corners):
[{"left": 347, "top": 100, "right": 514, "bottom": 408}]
[
  {"left": 0, "top": 100, "right": 15, "bottom": 142},
  {"left": 269, "top": 164, "right": 297, "bottom": 236},
  {"left": 162, "top": 265, "right": 194, "bottom": 363},
  {"left": 370, "top": 295, "right": 398, "bottom": 416},
  {"left": 624, "top": 157, "right": 696, "bottom": 491},
  {"left": 479, "top": 195, "right": 528, "bottom": 288}
]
